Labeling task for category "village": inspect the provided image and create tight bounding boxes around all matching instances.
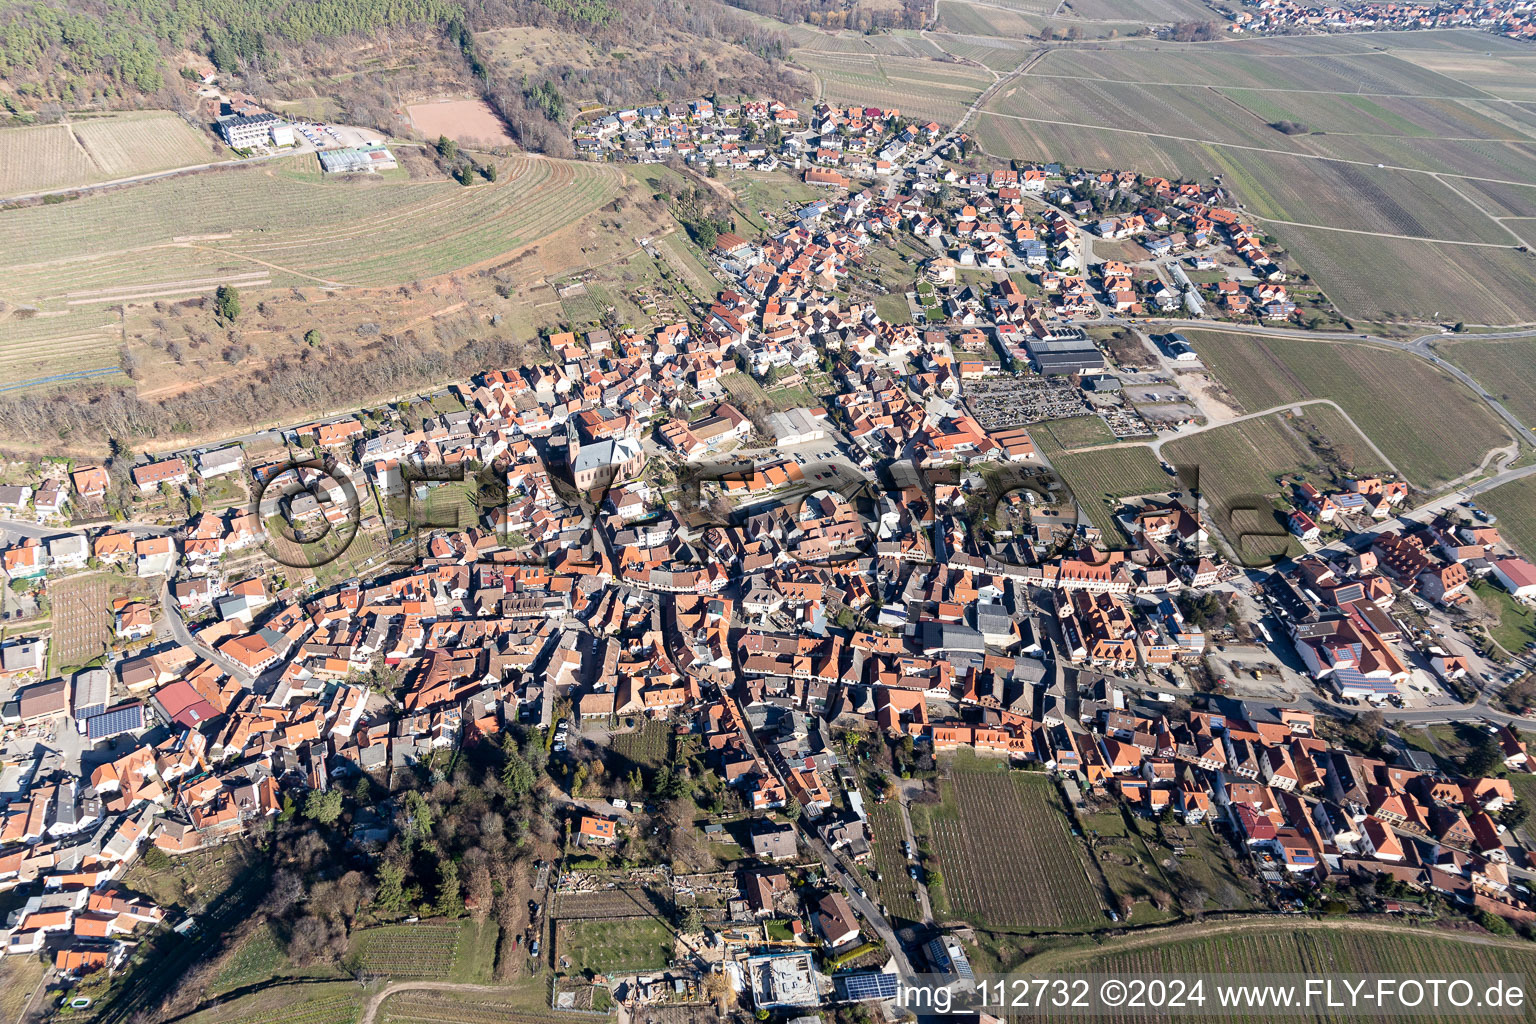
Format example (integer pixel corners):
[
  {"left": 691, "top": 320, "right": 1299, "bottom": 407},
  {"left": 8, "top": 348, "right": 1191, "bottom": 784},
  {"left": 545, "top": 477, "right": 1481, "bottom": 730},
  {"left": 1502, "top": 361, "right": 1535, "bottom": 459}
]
[{"left": 3, "top": 85, "right": 1536, "bottom": 1020}]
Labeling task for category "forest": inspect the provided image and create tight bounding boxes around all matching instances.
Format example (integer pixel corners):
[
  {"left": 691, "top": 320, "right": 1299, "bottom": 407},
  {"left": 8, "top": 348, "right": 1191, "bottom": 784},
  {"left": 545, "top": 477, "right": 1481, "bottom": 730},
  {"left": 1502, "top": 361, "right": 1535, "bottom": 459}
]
[{"left": 0, "top": 0, "right": 805, "bottom": 157}]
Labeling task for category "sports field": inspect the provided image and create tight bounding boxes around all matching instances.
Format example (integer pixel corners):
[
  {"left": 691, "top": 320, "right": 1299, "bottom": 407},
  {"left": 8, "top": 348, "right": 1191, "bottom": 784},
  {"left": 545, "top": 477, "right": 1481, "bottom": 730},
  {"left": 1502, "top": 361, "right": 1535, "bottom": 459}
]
[
  {"left": 0, "top": 111, "right": 219, "bottom": 197},
  {"left": 0, "top": 154, "right": 621, "bottom": 389},
  {"left": 1180, "top": 330, "right": 1513, "bottom": 488}
]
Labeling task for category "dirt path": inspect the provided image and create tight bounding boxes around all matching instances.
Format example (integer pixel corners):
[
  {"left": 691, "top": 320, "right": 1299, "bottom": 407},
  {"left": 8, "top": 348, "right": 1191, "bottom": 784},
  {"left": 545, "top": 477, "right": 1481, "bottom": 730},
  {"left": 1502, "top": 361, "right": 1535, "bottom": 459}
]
[{"left": 358, "top": 981, "right": 517, "bottom": 1024}]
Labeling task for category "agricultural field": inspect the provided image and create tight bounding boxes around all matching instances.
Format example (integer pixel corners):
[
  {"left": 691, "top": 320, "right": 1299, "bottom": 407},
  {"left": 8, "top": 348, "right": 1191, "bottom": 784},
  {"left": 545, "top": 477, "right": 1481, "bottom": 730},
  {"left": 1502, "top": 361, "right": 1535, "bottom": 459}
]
[
  {"left": 970, "top": 32, "right": 1536, "bottom": 324},
  {"left": 1442, "top": 337, "right": 1536, "bottom": 427},
  {"left": 921, "top": 766, "right": 1105, "bottom": 932},
  {"left": 347, "top": 918, "right": 496, "bottom": 981},
  {"left": 0, "top": 111, "right": 218, "bottom": 197},
  {"left": 379, "top": 989, "right": 586, "bottom": 1024},
  {"left": 0, "top": 955, "right": 46, "bottom": 1024},
  {"left": 72, "top": 111, "right": 219, "bottom": 178},
  {"left": 552, "top": 884, "right": 669, "bottom": 920},
  {"left": 1277, "top": 226, "right": 1536, "bottom": 325},
  {"left": 0, "top": 153, "right": 623, "bottom": 391},
  {"left": 1478, "top": 475, "right": 1536, "bottom": 562},
  {"left": 0, "top": 122, "right": 101, "bottom": 195},
  {"left": 1181, "top": 331, "right": 1513, "bottom": 488},
  {"left": 864, "top": 798, "right": 923, "bottom": 925},
  {"left": 792, "top": 49, "right": 993, "bottom": 126},
  {"left": 1021, "top": 918, "right": 1536, "bottom": 1009},
  {"left": 607, "top": 719, "right": 673, "bottom": 777},
  {"left": 1039, "top": 443, "right": 1172, "bottom": 538},
  {"left": 178, "top": 981, "right": 363, "bottom": 1024},
  {"left": 50, "top": 572, "right": 129, "bottom": 673},
  {"left": 555, "top": 915, "right": 674, "bottom": 975}
]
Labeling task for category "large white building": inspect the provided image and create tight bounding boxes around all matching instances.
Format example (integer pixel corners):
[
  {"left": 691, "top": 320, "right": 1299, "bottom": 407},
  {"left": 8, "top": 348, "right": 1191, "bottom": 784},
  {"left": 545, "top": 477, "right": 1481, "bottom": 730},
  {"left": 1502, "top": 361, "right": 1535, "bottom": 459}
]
[{"left": 218, "top": 112, "right": 286, "bottom": 149}]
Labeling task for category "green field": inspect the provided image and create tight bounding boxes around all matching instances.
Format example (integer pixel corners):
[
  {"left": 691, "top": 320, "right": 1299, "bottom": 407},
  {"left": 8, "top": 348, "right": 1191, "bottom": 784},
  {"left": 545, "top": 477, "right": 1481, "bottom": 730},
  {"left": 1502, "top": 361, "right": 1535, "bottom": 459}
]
[
  {"left": 1182, "top": 331, "right": 1512, "bottom": 488},
  {"left": 556, "top": 915, "right": 673, "bottom": 974},
  {"left": 1039, "top": 415, "right": 1117, "bottom": 450},
  {"left": 1472, "top": 579, "right": 1536, "bottom": 655},
  {"left": 1480, "top": 474, "right": 1536, "bottom": 561},
  {"left": 378, "top": 988, "right": 586, "bottom": 1024},
  {"left": 179, "top": 982, "right": 362, "bottom": 1024}
]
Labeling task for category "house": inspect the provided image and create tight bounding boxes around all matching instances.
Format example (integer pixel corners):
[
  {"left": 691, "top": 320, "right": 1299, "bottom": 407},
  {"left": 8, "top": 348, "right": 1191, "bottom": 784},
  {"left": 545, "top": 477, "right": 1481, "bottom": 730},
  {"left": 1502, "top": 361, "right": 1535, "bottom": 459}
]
[
  {"left": 132, "top": 459, "right": 189, "bottom": 494},
  {"left": 72, "top": 466, "right": 110, "bottom": 500},
  {"left": 750, "top": 819, "right": 798, "bottom": 861},
  {"left": 198, "top": 446, "right": 245, "bottom": 479},
  {"left": 577, "top": 815, "right": 619, "bottom": 846},
  {"left": 815, "top": 891, "right": 860, "bottom": 947}
]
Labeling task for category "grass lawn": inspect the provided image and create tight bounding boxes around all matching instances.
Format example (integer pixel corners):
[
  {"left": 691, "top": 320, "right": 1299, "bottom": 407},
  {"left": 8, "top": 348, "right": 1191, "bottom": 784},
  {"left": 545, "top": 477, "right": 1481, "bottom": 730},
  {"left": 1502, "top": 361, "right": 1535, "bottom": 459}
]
[
  {"left": 875, "top": 291, "right": 911, "bottom": 325},
  {"left": 558, "top": 916, "right": 673, "bottom": 975},
  {"left": 1040, "top": 415, "right": 1115, "bottom": 450},
  {"left": 1473, "top": 579, "right": 1536, "bottom": 655}
]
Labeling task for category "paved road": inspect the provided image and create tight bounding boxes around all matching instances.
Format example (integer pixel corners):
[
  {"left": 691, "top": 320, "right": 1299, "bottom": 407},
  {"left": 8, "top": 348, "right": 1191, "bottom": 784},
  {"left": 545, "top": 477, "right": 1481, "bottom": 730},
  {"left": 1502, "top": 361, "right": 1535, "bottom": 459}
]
[
  {"left": 158, "top": 579, "right": 253, "bottom": 683},
  {"left": 0, "top": 518, "right": 175, "bottom": 541}
]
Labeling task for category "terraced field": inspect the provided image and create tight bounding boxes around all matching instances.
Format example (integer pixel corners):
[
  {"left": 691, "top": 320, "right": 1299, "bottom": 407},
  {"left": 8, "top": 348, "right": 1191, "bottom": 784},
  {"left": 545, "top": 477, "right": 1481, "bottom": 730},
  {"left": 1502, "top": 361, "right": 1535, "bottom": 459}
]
[
  {"left": 1182, "top": 331, "right": 1513, "bottom": 488},
  {"left": 0, "top": 154, "right": 621, "bottom": 389}
]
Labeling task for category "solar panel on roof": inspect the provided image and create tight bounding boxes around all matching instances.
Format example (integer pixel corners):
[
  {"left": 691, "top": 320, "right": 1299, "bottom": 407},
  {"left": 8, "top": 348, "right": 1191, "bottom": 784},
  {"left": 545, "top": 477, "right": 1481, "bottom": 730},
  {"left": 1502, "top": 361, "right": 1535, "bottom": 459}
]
[
  {"left": 86, "top": 705, "right": 144, "bottom": 740},
  {"left": 836, "top": 972, "right": 897, "bottom": 1001}
]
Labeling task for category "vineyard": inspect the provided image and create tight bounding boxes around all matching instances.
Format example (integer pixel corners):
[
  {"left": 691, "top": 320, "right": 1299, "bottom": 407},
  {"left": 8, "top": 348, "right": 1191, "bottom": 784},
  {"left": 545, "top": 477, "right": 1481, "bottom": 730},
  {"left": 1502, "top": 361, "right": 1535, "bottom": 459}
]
[
  {"left": 380, "top": 990, "right": 593, "bottom": 1024},
  {"left": 181, "top": 983, "right": 362, "bottom": 1024},
  {"left": 1039, "top": 444, "right": 1171, "bottom": 539},
  {"left": 1479, "top": 476, "right": 1536, "bottom": 563},
  {"left": 794, "top": 50, "right": 992, "bottom": 126},
  {"left": 864, "top": 798, "right": 923, "bottom": 924},
  {"left": 555, "top": 915, "right": 674, "bottom": 975},
  {"left": 552, "top": 883, "right": 668, "bottom": 920},
  {"left": 0, "top": 123, "right": 99, "bottom": 194},
  {"left": 71, "top": 112, "right": 217, "bottom": 179},
  {"left": 0, "top": 111, "right": 220, "bottom": 197},
  {"left": 924, "top": 769, "right": 1105, "bottom": 932},
  {"left": 1024, "top": 919, "right": 1536, "bottom": 1023},
  {"left": 1183, "top": 331, "right": 1514, "bottom": 487},
  {"left": 348, "top": 922, "right": 462, "bottom": 978},
  {"left": 0, "top": 153, "right": 621, "bottom": 389}
]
